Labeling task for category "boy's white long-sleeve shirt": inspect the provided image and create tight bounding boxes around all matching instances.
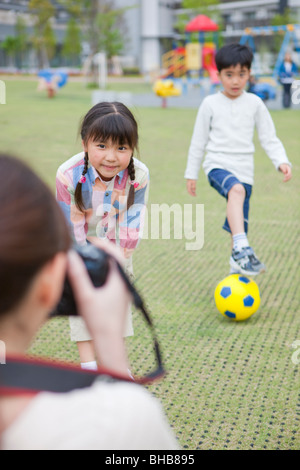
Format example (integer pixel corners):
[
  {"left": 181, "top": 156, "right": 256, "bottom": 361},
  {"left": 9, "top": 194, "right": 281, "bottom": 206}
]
[{"left": 184, "top": 91, "right": 291, "bottom": 185}]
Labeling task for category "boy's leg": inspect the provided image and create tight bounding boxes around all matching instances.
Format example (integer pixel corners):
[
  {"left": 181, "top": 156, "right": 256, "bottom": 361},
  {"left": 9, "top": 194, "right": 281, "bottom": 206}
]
[
  {"left": 208, "top": 170, "right": 266, "bottom": 275},
  {"left": 226, "top": 183, "right": 245, "bottom": 272},
  {"left": 207, "top": 170, "right": 266, "bottom": 276},
  {"left": 227, "top": 183, "right": 251, "bottom": 273},
  {"left": 226, "top": 183, "right": 246, "bottom": 235},
  {"left": 227, "top": 184, "right": 251, "bottom": 252},
  {"left": 208, "top": 170, "right": 247, "bottom": 236},
  {"left": 227, "top": 184, "right": 266, "bottom": 275}
]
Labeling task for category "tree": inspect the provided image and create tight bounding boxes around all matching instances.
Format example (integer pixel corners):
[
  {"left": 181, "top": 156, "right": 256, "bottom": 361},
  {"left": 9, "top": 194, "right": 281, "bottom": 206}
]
[
  {"left": 44, "top": 20, "right": 56, "bottom": 63},
  {"left": 57, "top": 0, "right": 82, "bottom": 18},
  {"left": 1, "top": 37, "right": 19, "bottom": 67},
  {"left": 15, "top": 16, "right": 28, "bottom": 68},
  {"left": 271, "top": 8, "right": 293, "bottom": 26},
  {"left": 182, "top": 0, "right": 220, "bottom": 10},
  {"left": 58, "top": 0, "right": 129, "bottom": 67},
  {"left": 1, "top": 17, "right": 29, "bottom": 69},
  {"left": 28, "top": 0, "right": 56, "bottom": 68},
  {"left": 96, "top": 3, "right": 126, "bottom": 59},
  {"left": 174, "top": 0, "right": 221, "bottom": 36},
  {"left": 57, "top": 0, "right": 82, "bottom": 66},
  {"left": 62, "top": 18, "right": 81, "bottom": 65},
  {"left": 271, "top": 9, "right": 293, "bottom": 53},
  {"left": 82, "top": 0, "right": 129, "bottom": 58},
  {"left": 76, "top": 0, "right": 132, "bottom": 83}
]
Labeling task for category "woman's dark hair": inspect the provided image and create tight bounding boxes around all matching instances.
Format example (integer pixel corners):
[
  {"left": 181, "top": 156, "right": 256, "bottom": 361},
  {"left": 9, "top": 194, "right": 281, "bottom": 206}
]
[
  {"left": 75, "top": 102, "right": 139, "bottom": 212},
  {"left": 215, "top": 43, "right": 253, "bottom": 72},
  {"left": 0, "top": 154, "right": 71, "bottom": 316}
]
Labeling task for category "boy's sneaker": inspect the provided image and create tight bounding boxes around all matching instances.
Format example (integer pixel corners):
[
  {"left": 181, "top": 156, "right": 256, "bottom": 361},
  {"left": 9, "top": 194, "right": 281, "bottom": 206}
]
[{"left": 230, "top": 246, "right": 266, "bottom": 276}]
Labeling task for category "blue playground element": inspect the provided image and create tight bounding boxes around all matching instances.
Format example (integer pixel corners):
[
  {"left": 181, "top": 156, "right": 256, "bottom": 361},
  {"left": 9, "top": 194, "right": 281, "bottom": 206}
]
[
  {"left": 38, "top": 69, "right": 68, "bottom": 88},
  {"left": 240, "top": 24, "right": 300, "bottom": 82},
  {"left": 249, "top": 82, "right": 276, "bottom": 100}
]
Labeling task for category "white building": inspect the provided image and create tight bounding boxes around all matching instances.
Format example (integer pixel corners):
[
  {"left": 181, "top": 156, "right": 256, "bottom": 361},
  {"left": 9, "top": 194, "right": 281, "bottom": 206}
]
[
  {"left": 0, "top": 0, "right": 299, "bottom": 71},
  {"left": 116, "top": 0, "right": 300, "bottom": 73},
  {"left": 114, "top": 0, "right": 180, "bottom": 74}
]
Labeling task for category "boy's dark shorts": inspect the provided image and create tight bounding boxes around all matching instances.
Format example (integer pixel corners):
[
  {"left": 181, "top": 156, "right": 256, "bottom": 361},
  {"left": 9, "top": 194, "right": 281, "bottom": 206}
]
[{"left": 207, "top": 168, "right": 252, "bottom": 234}]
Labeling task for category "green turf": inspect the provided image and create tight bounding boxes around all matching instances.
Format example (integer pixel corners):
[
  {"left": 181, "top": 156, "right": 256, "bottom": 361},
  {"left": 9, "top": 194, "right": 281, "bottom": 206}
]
[{"left": 1, "top": 78, "right": 299, "bottom": 450}]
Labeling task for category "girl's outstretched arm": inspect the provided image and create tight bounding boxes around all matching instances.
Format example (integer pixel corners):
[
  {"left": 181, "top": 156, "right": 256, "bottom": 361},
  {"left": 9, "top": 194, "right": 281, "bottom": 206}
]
[
  {"left": 118, "top": 169, "right": 150, "bottom": 259},
  {"left": 56, "top": 169, "right": 87, "bottom": 245}
]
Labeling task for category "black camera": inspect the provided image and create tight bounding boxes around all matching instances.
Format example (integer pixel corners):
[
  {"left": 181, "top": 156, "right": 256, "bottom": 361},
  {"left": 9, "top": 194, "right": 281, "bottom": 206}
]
[
  {"left": 52, "top": 244, "right": 112, "bottom": 317},
  {"left": 52, "top": 243, "right": 146, "bottom": 317}
]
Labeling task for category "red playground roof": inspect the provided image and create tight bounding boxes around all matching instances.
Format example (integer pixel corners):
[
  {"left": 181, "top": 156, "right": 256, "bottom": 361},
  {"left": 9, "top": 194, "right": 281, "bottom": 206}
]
[{"left": 185, "top": 15, "right": 219, "bottom": 32}]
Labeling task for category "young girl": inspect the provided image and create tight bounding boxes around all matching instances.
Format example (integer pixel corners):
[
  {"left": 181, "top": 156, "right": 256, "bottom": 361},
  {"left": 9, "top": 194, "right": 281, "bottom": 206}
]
[{"left": 56, "top": 102, "right": 149, "bottom": 370}]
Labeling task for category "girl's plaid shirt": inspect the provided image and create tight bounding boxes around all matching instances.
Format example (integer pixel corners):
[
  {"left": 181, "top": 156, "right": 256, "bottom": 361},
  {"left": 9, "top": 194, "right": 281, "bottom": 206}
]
[{"left": 56, "top": 152, "right": 149, "bottom": 259}]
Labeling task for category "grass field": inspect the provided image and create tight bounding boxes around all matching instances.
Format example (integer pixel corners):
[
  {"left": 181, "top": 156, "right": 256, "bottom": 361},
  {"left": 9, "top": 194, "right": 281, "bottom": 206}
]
[{"left": 1, "top": 78, "right": 299, "bottom": 450}]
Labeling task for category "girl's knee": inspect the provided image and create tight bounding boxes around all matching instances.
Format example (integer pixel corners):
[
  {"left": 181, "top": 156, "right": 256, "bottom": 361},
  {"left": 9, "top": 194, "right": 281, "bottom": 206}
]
[{"left": 228, "top": 183, "right": 246, "bottom": 199}]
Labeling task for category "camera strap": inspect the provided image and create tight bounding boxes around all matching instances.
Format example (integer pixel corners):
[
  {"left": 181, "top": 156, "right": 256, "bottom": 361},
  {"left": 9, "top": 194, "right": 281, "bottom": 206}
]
[
  {"left": 0, "top": 347, "right": 164, "bottom": 397},
  {"left": 115, "top": 260, "right": 165, "bottom": 383},
  {"left": 0, "top": 303, "right": 164, "bottom": 395},
  {"left": 0, "top": 356, "right": 132, "bottom": 396}
]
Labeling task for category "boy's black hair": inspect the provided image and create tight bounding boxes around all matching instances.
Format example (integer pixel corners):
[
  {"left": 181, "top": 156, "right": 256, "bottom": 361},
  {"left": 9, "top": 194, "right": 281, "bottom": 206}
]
[{"left": 215, "top": 43, "right": 253, "bottom": 72}]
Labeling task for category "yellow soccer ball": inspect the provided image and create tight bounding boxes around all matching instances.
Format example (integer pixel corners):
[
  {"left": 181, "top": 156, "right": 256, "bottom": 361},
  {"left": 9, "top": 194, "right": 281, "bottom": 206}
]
[{"left": 214, "top": 274, "right": 261, "bottom": 321}]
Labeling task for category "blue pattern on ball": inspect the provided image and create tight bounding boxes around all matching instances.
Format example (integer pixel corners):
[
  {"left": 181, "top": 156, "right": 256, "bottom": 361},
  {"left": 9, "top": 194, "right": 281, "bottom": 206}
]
[
  {"left": 220, "top": 287, "right": 231, "bottom": 298},
  {"left": 243, "top": 295, "right": 255, "bottom": 307},
  {"left": 225, "top": 310, "right": 236, "bottom": 319},
  {"left": 239, "top": 276, "right": 250, "bottom": 284}
]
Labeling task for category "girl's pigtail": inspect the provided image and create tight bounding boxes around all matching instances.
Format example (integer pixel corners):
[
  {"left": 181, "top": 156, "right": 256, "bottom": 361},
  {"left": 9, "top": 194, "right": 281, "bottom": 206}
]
[
  {"left": 75, "top": 152, "right": 89, "bottom": 212},
  {"left": 127, "top": 156, "right": 136, "bottom": 210}
]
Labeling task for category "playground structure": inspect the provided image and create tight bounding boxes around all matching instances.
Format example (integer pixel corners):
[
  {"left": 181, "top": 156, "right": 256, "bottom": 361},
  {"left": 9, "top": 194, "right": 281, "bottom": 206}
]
[
  {"left": 155, "top": 16, "right": 300, "bottom": 102},
  {"left": 240, "top": 24, "right": 300, "bottom": 82},
  {"left": 160, "top": 15, "right": 220, "bottom": 94},
  {"left": 37, "top": 69, "right": 68, "bottom": 98},
  {"left": 240, "top": 24, "right": 300, "bottom": 100},
  {"left": 153, "top": 79, "right": 181, "bottom": 107}
]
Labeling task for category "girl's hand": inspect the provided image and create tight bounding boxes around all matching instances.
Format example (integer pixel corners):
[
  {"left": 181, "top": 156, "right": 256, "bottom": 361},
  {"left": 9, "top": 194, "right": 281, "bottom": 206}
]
[
  {"left": 67, "top": 242, "right": 131, "bottom": 376},
  {"left": 279, "top": 163, "right": 292, "bottom": 182},
  {"left": 187, "top": 179, "right": 197, "bottom": 197}
]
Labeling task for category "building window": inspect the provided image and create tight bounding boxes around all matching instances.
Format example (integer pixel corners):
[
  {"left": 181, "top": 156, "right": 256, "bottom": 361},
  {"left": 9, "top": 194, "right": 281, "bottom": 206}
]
[{"left": 244, "top": 11, "right": 256, "bottom": 21}]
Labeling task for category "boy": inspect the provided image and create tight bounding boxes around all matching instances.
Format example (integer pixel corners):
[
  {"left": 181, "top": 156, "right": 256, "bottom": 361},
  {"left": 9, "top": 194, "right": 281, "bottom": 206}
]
[{"left": 185, "top": 43, "right": 292, "bottom": 276}]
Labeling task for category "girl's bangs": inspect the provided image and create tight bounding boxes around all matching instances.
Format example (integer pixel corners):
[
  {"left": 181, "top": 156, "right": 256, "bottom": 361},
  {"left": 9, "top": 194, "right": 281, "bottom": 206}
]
[{"left": 87, "top": 114, "right": 138, "bottom": 149}]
